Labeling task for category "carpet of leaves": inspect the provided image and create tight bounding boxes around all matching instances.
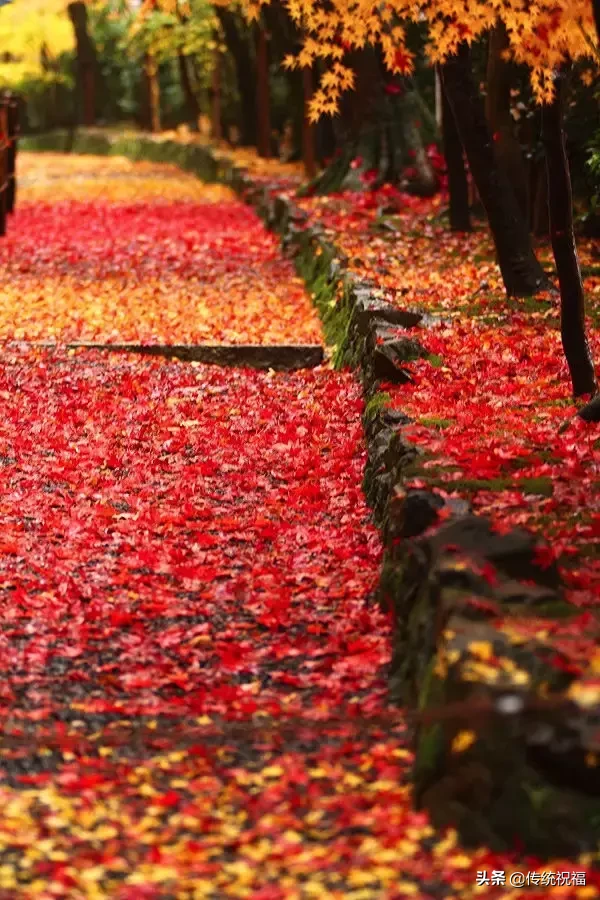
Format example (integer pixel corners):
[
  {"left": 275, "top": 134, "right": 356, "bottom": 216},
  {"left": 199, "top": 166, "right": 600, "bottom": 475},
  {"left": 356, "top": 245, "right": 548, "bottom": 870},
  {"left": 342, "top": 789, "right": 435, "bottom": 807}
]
[
  {"left": 3, "top": 153, "right": 320, "bottom": 346},
  {"left": 297, "top": 184, "right": 600, "bottom": 680},
  {"left": 1, "top": 154, "right": 598, "bottom": 897},
  {"left": 2, "top": 351, "right": 596, "bottom": 899}
]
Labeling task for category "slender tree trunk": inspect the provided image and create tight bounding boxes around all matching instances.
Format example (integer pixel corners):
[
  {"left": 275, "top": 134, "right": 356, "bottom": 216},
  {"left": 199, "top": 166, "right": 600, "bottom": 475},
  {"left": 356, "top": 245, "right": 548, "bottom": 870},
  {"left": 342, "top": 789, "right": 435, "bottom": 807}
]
[
  {"left": 0, "top": 103, "right": 6, "bottom": 238},
  {"left": 145, "top": 54, "right": 161, "bottom": 134},
  {"left": 178, "top": 54, "right": 199, "bottom": 126},
  {"left": 6, "top": 95, "right": 17, "bottom": 215},
  {"left": 440, "top": 74, "right": 470, "bottom": 231},
  {"left": 216, "top": 9, "right": 257, "bottom": 146},
  {"left": 316, "top": 112, "right": 336, "bottom": 166},
  {"left": 440, "top": 42, "right": 549, "bottom": 297},
  {"left": 40, "top": 43, "right": 59, "bottom": 129},
  {"left": 402, "top": 92, "right": 437, "bottom": 196},
  {"left": 302, "top": 66, "right": 316, "bottom": 177},
  {"left": 256, "top": 24, "right": 271, "bottom": 158},
  {"left": 485, "top": 23, "right": 529, "bottom": 219},
  {"left": 542, "top": 66, "right": 597, "bottom": 397},
  {"left": 435, "top": 68, "right": 443, "bottom": 132},
  {"left": 531, "top": 162, "right": 549, "bottom": 236},
  {"left": 592, "top": 0, "right": 600, "bottom": 46},
  {"left": 211, "top": 48, "right": 222, "bottom": 140},
  {"left": 67, "top": 1, "right": 97, "bottom": 126}
]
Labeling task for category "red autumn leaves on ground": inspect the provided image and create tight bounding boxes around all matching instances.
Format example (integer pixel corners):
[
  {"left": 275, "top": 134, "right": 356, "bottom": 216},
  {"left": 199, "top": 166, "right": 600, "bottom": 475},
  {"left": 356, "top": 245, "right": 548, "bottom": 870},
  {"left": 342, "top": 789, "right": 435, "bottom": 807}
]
[
  {"left": 296, "top": 181, "right": 600, "bottom": 679},
  {"left": 0, "top": 152, "right": 598, "bottom": 896},
  {"left": 3, "top": 153, "right": 320, "bottom": 345}
]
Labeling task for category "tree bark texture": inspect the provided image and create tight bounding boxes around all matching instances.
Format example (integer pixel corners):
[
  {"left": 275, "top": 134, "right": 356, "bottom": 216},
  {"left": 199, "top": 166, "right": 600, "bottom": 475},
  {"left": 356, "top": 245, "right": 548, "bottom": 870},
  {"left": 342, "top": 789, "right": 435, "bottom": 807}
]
[
  {"left": 531, "top": 162, "right": 549, "bottom": 236},
  {"left": 145, "top": 53, "right": 161, "bottom": 134},
  {"left": 255, "top": 24, "right": 271, "bottom": 158},
  {"left": 401, "top": 91, "right": 437, "bottom": 196},
  {"left": 302, "top": 66, "right": 316, "bottom": 177},
  {"left": 178, "top": 53, "right": 199, "bottom": 125},
  {"left": 542, "top": 66, "right": 597, "bottom": 397},
  {"left": 593, "top": 0, "right": 600, "bottom": 46},
  {"left": 216, "top": 9, "right": 257, "bottom": 146},
  {"left": 6, "top": 95, "right": 17, "bottom": 215},
  {"left": 0, "top": 104, "right": 6, "bottom": 237},
  {"left": 440, "top": 42, "right": 549, "bottom": 297},
  {"left": 485, "top": 23, "right": 529, "bottom": 219},
  {"left": 440, "top": 73, "right": 470, "bottom": 231},
  {"left": 67, "top": 1, "right": 97, "bottom": 126},
  {"left": 211, "top": 47, "right": 222, "bottom": 140}
]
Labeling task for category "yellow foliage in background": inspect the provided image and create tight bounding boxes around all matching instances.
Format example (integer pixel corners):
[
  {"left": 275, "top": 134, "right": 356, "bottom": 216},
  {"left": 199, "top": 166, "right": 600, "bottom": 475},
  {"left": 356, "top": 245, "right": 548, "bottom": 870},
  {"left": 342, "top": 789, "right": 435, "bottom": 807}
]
[{"left": 0, "top": 0, "right": 74, "bottom": 84}]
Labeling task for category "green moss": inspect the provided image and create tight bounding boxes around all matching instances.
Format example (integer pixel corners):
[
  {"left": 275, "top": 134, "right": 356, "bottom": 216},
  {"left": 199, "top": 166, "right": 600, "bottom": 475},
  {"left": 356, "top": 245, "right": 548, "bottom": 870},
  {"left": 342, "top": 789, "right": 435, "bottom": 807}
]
[
  {"left": 504, "top": 600, "right": 577, "bottom": 619},
  {"left": 523, "top": 784, "right": 556, "bottom": 814},
  {"left": 517, "top": 477, "right": 554, "bottom": 497},
  {"left": 411, "top": 473, "right": 554, "bottom": 498},
  {"left": 414, "top": 723, "right": 444, "bottom": 781},
  {"left": 426, "top": 353, "right": 444, "bottom": 368},
  {"left": 419, "top": 416, "right": 453, "bottom": 431},
  {"left": 364, "top": 392, "right": 393, "bottom": 423},
  {"left": 441, "top": 476, "right": 513, "bottom": 492},
  {"left": 22, "top": 130, "right": 221, "bottom": 182},
  {"left": 418, "top": 658, "right": 445, "bottom": 710}
]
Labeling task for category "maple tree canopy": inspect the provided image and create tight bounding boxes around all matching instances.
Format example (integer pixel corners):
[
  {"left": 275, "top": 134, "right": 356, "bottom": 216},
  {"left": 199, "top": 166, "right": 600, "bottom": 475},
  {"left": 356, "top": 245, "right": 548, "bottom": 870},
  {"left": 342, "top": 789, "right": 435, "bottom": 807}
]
[
  {"left": 280, "top": 0, "right": 599, "bottom": 120},
  {"left": 144, "top": 0, "right": 600, "bottom": 119}
]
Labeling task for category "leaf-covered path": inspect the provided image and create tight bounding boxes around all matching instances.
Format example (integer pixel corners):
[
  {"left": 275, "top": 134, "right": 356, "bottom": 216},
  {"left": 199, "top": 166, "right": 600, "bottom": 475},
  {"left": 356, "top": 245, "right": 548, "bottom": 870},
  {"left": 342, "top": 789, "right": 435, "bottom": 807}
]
[
  {"left": 3, "top": 154, "right": 321, "bottom": 346},
  {"left": 0, "top": 155, "right": 594, "bottom": 898}
]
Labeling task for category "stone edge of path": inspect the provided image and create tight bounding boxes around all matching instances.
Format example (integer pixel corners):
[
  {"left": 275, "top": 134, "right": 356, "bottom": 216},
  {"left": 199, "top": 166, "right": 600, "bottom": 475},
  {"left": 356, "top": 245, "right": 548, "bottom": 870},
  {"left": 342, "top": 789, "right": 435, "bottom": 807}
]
[
  {"left": 21, "top": 130, "right": 600, "bottom": 859},
  {"left": 29, "top": 343, "right": 325, "bottom": 371}
]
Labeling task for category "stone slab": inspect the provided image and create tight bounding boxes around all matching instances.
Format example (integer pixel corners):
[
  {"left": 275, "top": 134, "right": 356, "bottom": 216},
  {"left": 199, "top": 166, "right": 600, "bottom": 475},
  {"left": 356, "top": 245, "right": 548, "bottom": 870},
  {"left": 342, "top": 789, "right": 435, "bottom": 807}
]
[{"left": 40, "top": 343, "right": 325, "bottom": 371}]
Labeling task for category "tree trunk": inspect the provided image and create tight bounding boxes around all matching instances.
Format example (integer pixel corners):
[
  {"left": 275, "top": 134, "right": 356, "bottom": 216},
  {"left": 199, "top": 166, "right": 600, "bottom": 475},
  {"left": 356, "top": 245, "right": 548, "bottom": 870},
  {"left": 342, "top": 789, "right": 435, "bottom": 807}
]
[
  {"left": 40, "top": 42, "right": 59, "bottom": 129},
  {"left": 316, "top": 112, "right": 336, "bottom": 166},
  {"left": 211, "top": 48, "right": 222, "bottom": 140},
  {"left": 0, "top": 103, "right": 6, "bottom": 237},
  {"left": 6, "top": 94, "right": 18, "bottom": 215},
  {"left": 531, "top": 162, "right": 549, "bottom": 236},
  {"left": 440, "top": 42, "right": 549, "bottom": 297},
  {"left": 145, "top": 54, "right": 161, "bottom": 134},
  {"left": 401, "top": 91, "right": 438, "bottom": 196},
  {"left": 67, "top": 1, "right": 97, "bottom": 126},
  {"left": 440, "top": 73, "right": 470, "bottom": 231},
  {"left": 216, "top": 9, "right": 256, "bottom": 146},
  {"left": 435, "top": 68, "right": 443, "bottom": 132},
  {"left": 592, "top": 0, "right": 600, "bottom": 46},
  {"left": 542, "top": 66, "right": 597, "bottom": 397},
  {"left": 485, "top": 23, "right": 529, "bottom": 219},
  {"left": 302, "top": 66, "right": 316, "bottom": 177},
  {"left": 178, "top": 53, "right": 199, "bottom": 125},
  {"left": 256, "top": 24, "right": 271, "bottom": 158}
]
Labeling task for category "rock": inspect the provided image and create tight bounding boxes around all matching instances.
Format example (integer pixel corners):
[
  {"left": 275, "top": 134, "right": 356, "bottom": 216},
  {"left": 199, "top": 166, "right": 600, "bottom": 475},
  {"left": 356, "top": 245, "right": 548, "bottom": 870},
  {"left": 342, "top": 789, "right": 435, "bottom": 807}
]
[
  {"left": 380, "top": 408, "right": 412, "bottom": 429},
  {"left": 423, "top": 516, "right": 561, "bottom": 589},
  {"left": 354, "top": 298, "right": 423, "bottom": 335},
  {"left": 413, "top": 618, "right": 600, "bottom": 857},
  {"left": 579, "top": 393, "right": 600, "bottom": 423},
  {"left": 382, "top": 514, "right": 564, "bottom": 708},
  {"left": 388, "top": 489, "right": 445, "bottom": 539},
  {"left": 371, "top": 335, "right": 426, "bottom": 383},
  {"left": 60, "top": 343, "right": 325, "bottom": 371}
]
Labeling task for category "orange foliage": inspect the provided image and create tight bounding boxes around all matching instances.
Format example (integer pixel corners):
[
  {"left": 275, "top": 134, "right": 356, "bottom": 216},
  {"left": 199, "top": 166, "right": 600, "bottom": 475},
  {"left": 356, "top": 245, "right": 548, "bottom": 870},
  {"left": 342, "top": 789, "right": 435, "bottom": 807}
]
[
  {"left": 5, "top": 153, "right": 322, "bottom": 345},
  {"left": 145, "top": 0, "right": 599, "bottom": 119}
]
